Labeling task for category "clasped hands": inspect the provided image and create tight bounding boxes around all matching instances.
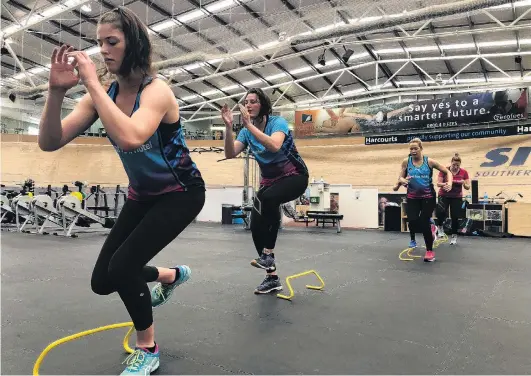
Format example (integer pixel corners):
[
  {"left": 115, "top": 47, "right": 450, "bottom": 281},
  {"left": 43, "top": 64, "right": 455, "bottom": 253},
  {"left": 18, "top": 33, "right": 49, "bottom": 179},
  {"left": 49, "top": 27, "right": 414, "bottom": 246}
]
[{"left": 221, "top": 103, "right": 264, "bottom": 128}]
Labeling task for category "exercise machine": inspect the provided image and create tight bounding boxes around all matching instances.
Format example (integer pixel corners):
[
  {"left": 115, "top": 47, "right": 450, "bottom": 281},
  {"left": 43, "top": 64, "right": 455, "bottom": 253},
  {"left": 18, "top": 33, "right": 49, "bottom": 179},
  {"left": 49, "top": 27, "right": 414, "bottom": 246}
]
[
  {"left": 55, "top": 194, "right": 115, "bottom": 238},
  {"left": 217, "top": 148, "right": 260, "bottom": 230}
]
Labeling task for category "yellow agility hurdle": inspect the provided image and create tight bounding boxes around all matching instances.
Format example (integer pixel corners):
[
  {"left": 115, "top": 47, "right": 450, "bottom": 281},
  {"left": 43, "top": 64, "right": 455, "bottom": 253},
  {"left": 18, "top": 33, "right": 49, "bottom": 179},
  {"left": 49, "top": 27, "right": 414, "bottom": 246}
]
[
  {"left": 33, "top": 322, "right": 135, "bottom": 376},
  {"left": 399, "top": 233, "right": 448, "bottom": 261},
  {"left": 277, "top": 270, "right": 325, "bottom": 300}
]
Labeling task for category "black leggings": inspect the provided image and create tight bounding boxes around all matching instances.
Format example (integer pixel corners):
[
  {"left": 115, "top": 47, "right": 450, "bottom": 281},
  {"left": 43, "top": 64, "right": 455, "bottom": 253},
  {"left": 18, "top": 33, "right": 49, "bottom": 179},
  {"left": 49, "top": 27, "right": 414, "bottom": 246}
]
[
  {"left": 251, "top": 174, "right": 308, "bottom": 256},
  {"left": 436, "top": 196, "right": 463, "bottom": 235},
  {"left": 406, "top": 197, "right": 435, "bottom": 251},
  {"left": 91, "top": 189, "right": 205, "bottom": 331}
]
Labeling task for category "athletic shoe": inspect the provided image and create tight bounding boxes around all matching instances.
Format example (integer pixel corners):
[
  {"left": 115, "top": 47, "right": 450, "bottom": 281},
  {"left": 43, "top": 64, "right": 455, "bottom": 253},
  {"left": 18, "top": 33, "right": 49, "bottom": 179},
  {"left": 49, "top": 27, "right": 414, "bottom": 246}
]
[
  {"left": 120, "top": 346, "right": 160, "bottom": 375},
  {"left": 409, "top": 240, "right": 417, "bottom": 248},
  {"left": 424, "top": 250, "right": 435, "bottom": 262},
  {"left": 450, "top": 234, "right": 457, "bottom": 245},
  {"left": 151, "top": 265, "right": 191, "bottom": 308},
  {"left": 254, "top": 275, "right": 283, "bottom": 294},
  {"left": 251, "top": 253, "right": 276, "bottom": 272},
  {"left": 437, "top": 226, "right": 445, "bottom": 238}
]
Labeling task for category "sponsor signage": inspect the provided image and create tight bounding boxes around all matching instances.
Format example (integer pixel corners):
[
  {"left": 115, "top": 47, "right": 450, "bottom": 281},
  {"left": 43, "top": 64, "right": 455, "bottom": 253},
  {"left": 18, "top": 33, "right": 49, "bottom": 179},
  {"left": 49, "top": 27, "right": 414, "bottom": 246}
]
[{"left": 364, "top": 124, "right": 528, "bottom": 145}]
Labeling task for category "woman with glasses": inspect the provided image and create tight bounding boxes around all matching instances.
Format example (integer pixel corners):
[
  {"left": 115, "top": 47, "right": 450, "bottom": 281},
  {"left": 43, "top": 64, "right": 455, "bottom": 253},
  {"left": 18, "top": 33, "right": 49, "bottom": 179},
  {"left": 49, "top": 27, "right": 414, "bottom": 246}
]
[{"left": 221, "top": 88, "right": 309, "bottom": 294}]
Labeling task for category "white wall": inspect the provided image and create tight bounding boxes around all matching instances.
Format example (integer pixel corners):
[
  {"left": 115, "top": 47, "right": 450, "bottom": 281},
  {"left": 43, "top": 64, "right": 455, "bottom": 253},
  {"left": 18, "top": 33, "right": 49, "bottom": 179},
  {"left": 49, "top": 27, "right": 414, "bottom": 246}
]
[
  {"left": 328, "top": 185, "right": 379, "bottom": 229},
  {"left": 196, "top": 186, "right": 245, "bottom": 222}
]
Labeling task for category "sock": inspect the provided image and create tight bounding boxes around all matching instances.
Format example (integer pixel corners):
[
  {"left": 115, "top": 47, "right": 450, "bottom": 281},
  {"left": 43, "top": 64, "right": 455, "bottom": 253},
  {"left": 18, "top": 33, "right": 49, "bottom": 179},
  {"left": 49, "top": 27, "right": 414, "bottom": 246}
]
[
  {"left": 268, "top": 275, "right": 279, "bottom": 280},
  {"left": 169, "top": 267, "right": 180, "bottom": 284},
  {"left": 146, "top": 342, "right": 157, "bottom": 353}
]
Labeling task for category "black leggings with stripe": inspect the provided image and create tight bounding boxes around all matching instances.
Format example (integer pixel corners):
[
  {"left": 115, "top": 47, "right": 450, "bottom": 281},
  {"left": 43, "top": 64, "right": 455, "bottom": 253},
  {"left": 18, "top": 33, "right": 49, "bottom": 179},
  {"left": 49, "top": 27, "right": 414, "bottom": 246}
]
[
  {"left": 251, "top": 174, "right": 308, "bottom": 255},
  {"left": 90, "top": 188, "right": 205, "bottom": 331}
]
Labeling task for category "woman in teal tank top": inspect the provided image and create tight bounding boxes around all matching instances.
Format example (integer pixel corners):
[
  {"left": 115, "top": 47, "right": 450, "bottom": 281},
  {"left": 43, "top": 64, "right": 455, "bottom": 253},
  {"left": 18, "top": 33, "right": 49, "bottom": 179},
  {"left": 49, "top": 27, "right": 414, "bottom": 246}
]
[{"left": 394, "top": 138, "right": 453, "bottom": 262}]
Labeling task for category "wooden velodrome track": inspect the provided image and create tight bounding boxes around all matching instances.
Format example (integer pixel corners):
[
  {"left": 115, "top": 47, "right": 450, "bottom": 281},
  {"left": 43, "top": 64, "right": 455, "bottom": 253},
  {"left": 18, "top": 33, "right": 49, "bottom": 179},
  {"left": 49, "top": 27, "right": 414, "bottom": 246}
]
[{"left": 2, "top": 133, "right": 530, "bottom": 199}]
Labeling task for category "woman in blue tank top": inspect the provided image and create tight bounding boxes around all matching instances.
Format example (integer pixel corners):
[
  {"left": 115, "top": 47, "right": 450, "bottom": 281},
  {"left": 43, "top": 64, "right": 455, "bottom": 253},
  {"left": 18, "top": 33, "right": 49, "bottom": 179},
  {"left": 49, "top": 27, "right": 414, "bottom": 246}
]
[
  {"left": 394, "top": 138, "right": 453, "bottom": 262},
  {"left": 38, "top": 7, "right": 204, "bottom": 374}
]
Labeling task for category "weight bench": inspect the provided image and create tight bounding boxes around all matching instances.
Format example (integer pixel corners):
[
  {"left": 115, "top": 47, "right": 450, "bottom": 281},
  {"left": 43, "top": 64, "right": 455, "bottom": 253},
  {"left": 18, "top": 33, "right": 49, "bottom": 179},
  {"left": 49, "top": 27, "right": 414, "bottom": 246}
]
[{"left": 305, "top": 211, "right": 344, "bottom": 233}]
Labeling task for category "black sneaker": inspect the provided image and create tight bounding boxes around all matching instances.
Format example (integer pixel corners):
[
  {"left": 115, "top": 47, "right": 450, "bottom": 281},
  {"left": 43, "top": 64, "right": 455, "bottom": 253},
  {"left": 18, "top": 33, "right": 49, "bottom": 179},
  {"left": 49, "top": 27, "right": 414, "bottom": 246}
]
[
  {"left": 254, "top": 275, "right": 283, "bottom": 294},
  {"left": 250, "top": 253, "right": 276, "bottom": 272}
]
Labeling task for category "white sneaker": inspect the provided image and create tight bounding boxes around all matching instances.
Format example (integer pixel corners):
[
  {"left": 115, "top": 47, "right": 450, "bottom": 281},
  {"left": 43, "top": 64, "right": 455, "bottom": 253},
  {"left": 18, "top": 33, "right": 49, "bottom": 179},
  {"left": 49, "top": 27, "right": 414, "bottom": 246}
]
[
  {"left": 450, "top": 235, "right": 457, "bottom": 245},
  {"left": 437, "top": 226, "right": 445, "bottom": 238}
]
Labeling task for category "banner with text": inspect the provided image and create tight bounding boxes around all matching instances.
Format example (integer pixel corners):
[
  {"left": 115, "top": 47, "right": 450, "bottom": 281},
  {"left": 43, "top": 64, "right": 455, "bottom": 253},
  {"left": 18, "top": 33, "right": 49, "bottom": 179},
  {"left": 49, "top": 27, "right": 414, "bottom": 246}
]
[
  {"left": 365, "top": 124, "right": 531, "bottom": 145},
  {"left": 293, "top": 88, "right": 528, "bottom": 138}
]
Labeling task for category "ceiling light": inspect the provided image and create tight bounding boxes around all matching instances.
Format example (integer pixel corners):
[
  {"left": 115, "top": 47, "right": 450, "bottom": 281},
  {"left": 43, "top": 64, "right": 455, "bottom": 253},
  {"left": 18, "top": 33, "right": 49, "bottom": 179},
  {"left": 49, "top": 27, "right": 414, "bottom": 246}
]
[{"left": 80, "top": 3, "right": 91, "bottom": 12}]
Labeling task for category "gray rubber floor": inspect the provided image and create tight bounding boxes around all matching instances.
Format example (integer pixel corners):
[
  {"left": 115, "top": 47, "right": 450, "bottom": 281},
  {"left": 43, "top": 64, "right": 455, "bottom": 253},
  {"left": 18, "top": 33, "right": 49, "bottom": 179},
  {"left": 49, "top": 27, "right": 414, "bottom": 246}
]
[{"left": 2, "top": 223, "right": 531, "bottom": 375}]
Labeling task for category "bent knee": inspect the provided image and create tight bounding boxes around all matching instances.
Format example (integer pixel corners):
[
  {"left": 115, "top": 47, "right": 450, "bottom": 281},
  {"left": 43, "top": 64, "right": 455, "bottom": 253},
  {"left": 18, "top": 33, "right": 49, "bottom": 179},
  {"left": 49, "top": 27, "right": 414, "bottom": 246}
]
[{"left": 91, "top": 276, "right": 114, "bottom": 295}]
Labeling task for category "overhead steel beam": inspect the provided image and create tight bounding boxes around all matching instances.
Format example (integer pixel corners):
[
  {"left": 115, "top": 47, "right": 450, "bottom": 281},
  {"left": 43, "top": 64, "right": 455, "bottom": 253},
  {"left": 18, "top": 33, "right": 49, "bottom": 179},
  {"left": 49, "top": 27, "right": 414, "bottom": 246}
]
[
  {"left": 182, "top": 79, "right": 530, "bottom": 123},
  {"left": 1, "top": 0, "right": 91, "bottom": 39},
  {"left": 187, "top": 0, "right": 301, "bottom": 103},
  {"left": 173, "top": 50, "right": 531, "bottom": 113}
]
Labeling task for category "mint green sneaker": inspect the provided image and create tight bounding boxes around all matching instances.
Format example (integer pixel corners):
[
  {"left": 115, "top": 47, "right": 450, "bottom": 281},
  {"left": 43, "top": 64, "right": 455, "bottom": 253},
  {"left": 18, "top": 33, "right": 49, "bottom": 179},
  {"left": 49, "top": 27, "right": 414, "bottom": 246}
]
[
  {"left": 120, "top": 346, "right": 159, "bottom": 375},
  {"left": 151, "top": 265, "right": 191, "bottom": 308}
]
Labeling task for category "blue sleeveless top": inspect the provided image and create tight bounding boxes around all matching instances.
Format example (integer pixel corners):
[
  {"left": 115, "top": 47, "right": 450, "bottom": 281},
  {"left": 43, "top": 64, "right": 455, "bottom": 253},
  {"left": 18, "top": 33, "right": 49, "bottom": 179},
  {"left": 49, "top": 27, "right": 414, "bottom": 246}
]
[
  {"left": 106, "top": 76, "right": 205, "bottom": 201},
  {"left": 406, "top": 155, "right": 434, "bottom": 199}
]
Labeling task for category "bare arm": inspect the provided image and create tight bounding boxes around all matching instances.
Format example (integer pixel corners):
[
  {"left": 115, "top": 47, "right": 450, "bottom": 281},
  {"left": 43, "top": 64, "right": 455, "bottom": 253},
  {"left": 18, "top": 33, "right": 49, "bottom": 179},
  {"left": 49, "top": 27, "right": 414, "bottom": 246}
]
[
  {"left": 463, "top": 178, "right": 471, "bottom": 190},
  {"left": 38, "top": 90, "right": 98, "bottom": 152},
  {"left": 245, "top": 124, "right": 285, "bottom": 153},
  {"left": 436, "top": 171, "right": 446, "bottom": 187},
  {"left": 397, "top": 158, "right": 409, "bottom": 185},
  {"left": 85, "top": 79, "right": 171, "bottom": 151},
  {"left": 393, "top": 158, "right": 409, "bottom": 191},
  {"left": 221, "top": 104, "right": 247, "bottom": 159},
  {"left": 224, "top": 134, "right": 246, "bottom": 159},
  {"left": 429, "top": 158, "right": 453, "bottom": 190}
]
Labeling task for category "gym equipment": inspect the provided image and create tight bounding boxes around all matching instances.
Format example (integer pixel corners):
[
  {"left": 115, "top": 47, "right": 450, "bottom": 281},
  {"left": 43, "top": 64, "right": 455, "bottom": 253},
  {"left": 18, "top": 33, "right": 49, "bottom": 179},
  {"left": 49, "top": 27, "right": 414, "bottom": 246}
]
[
  {"left": 1, "top": 179, "right": 36, "bottom": 228},
  {"left": 276, "top": 270, "right": 325, "bottom": 300},
  {"left": 83, "top": 184, "right": 126, "bottom": 218},
  {"left": 281, "top": 203, "right": 313, "bottom": 223},
  {"left": 29, "top": 194, "right": 61, "bottom": 234},
  {"left": 0, "top": 193, "right": 15, "bottom": 223},
  {"left": 33, "top": 322, "right": 135, "bottom": 376},
  {"left": 11, "top": 194, "right": 34, "bottom": 232},
  {"left": 55, "top": 194, "right": 116, "bottom": 238},
  {"left": 217, "top": 148, "right": 260, "bottom": 230}
]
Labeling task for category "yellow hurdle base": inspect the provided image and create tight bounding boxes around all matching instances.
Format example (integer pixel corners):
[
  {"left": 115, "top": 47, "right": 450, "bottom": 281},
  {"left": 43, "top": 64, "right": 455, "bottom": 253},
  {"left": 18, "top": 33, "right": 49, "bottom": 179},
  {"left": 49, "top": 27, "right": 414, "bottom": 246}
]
[
  {"left": 277, "top": 269, "right": 325, "bottom": 300},
  {"left": 33, "top": 322, "right": 135, "bottom": 376},
  {"left": 399, "top": 234, "right": 448, "bottom": 261}
]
